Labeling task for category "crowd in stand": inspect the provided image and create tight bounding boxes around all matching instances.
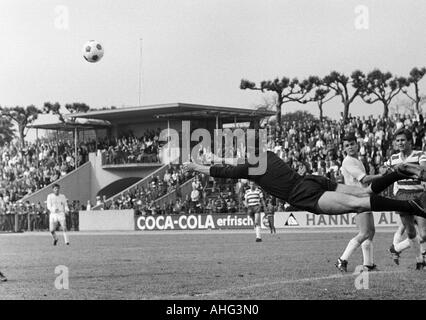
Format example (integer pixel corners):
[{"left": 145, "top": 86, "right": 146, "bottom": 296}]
[
  {"left": 1, "top": 112, "right": 425, "bottom": 222},
  {"left": 102, "top": 129, "right": 164, "bottom": 165},
  {"left": 117, "top": 112, "right": 426, "bottom": 215},
  {"left": 0, "top": 139, "right": 90, "bottom": 207},
  {"left": 0, "top": 129, "right": 167, "bottom": 215},
  {"left": 97, "top": 164, "right": 194, "bottom": 211}
]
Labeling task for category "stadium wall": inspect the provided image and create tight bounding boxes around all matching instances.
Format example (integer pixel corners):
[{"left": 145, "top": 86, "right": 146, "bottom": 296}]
[
  {"left": 77, "top": 211, "right": 399, "bottom": 232},
  {"left": 260, "top": 211, "right": 399, "bottom": 229},
  {"left": 21, "top": 161, "right": 92, "bottom": 206},
  {"left": 89, "top": 152, "right": 162, "bottom": 205},
  {"left": 79, "top": 209, "right": 135, "bottom": 231},
  {"left": 135, "top": 213, "right": 255, "bottom": 231}
]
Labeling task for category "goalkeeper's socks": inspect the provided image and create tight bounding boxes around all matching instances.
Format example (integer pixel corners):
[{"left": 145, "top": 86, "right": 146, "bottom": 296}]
[{"left": 370, "top": 172, "right": 403, "bottom": 194}]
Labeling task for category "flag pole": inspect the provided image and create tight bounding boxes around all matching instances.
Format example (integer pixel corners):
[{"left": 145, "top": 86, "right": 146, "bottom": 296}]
[{"left": 138, "top": 38, "right": 142, "bottom": 106}]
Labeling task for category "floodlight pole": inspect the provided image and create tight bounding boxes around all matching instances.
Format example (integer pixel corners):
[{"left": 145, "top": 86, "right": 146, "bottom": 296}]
[
  {"left": 138, "top": 38, "right": 143, "bottom": 106},
  {"left": 36, "top": 128, "right": 39, "bottom": 169},
  {"left": 74, "top": 127, "right": 78, "bottom": 170},
  {"left": 167, "top": 119, "right": 170, "bottom": 164}
]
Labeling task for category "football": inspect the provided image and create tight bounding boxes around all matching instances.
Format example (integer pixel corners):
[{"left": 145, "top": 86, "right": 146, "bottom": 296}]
[{"left": 82, "top": 40, "right": 104, "bottom": 63}]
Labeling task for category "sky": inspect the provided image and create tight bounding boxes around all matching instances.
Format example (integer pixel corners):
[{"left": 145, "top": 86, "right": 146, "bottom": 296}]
[{"left": 1, "top": 0, "right": 426, "bottom": 121}]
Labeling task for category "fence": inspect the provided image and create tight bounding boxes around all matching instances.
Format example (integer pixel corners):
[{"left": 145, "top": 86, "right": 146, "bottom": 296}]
[{"left": 0, "top": 212, "right": 79, "bottom": 232}]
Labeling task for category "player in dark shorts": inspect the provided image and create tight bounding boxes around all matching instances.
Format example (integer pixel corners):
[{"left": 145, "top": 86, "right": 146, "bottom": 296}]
[
  {"left": 264, "top": 198, "right": 276, "bottom": 234},
  {"left": 183, "top": 150, "right": 426, "bottom": 218}
]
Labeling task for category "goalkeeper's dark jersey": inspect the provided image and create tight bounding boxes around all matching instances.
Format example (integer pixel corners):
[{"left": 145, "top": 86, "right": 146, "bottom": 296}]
[{"left": 210, "top": 151, "right": 304, "bottom": 202}]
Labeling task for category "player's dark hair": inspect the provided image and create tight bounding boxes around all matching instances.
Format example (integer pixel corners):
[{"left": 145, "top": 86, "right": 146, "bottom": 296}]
[
  {"left": 342, "top": 133, "right": 357, "bottom": 143},
  {"left": 52, "top": 183, "right": 60, "bottom": 189},
  {"left": 394, "top": 128, "right": 412, "bottom": 142}
]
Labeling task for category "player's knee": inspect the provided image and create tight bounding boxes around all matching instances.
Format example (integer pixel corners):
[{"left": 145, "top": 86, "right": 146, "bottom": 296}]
[
  {"left": 358, "top": 232, "right": 369, "bottom": 243},
  {"left": 359, "top": 229, "right": 375, "bottom": 242}
]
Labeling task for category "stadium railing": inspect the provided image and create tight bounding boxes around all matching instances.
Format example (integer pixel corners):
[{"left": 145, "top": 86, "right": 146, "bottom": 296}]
[
  {"left": 0, "top": 211, "right": 79, "bottom": 233},
  {"left": 92, "top": 163, "right": 170, "bottom": 210},
  {"left": 153, "top": 176, "right": 195, "bottom": 209}
]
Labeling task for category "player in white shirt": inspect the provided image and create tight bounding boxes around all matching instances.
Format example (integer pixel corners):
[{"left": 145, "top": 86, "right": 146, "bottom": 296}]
[
  {"left": 386, "top": 129, "right": 426, "bottom": 269},
  {"left": 244, "top": 181, "right": 266, "bottom": 242},
  {"left": 336, "top": 134, "right": 383, "bottom": 272},
  {"left": 46, "top": 184, "right": 70, "bottom": 246}
]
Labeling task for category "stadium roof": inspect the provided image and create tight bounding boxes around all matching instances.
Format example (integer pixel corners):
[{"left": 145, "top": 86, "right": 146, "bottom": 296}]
[
  {"left": 27, "top": 114, "right": 111, "bottom": 131},
  {"left": 67, "top": 103, "right": 275, "bottom": 124}
]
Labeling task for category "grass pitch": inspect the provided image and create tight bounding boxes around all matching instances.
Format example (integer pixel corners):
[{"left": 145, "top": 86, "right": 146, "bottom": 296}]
[{"left": 0, "top": 228, "right": 425, "bottom": 300}]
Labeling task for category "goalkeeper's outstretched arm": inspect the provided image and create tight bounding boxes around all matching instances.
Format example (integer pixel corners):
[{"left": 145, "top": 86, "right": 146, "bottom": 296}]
[
  {"left": 183, "top": 162, "right": 211, "bottom": 175},
  {"left": 183, "top": 162, "right": 250, "bottom": 179}
]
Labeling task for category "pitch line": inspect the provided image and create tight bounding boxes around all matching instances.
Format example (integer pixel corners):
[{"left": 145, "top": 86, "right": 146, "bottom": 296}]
[
  {"left": 195, "top": 269, "right": 408, "bottom": 297},
  {"left": 157, "top": 269, "right": 408, "bottom": 299}
]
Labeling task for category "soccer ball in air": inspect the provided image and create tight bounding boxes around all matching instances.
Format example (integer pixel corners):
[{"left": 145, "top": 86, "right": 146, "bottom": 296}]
[{"left": 82, "top": 40, "right": 104, "bottom": 63}]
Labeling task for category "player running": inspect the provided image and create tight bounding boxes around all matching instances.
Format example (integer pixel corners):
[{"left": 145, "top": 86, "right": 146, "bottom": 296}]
[
  {"left": 46, "top": 184, "right": 70, "bottom": 246},
  {"left": 182, "top": 146, "right": 426, "bottom": 220},
  {"left": 336, "top": 134, "right": 382, "bottom": 272},
  {"left": 386, "top": 129, "right": 426, "bottom": 270},
  {"left": 244, "top": 181, "right": 266, "bottom": 242},
  {"left": 264, "top": 198, "right": 277, "bottom": 234},
  {"left": 392, "top": 224, "right": 426, "bottom": 267}
]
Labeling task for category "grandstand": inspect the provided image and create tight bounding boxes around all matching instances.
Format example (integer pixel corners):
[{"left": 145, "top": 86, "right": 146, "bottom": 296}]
[
  {"left": 1, "top": 105, "right": 423, "bottom": 232},
  {"left": 0, "top": 103, "right": 273, "bottom": 232}
]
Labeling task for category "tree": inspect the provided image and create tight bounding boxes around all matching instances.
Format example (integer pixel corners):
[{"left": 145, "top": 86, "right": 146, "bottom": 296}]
[
  {"left": 303, "top": 76, "right": 336, "bottom": 122},
  {"left": 358, "top": 69, "right": 407, "bottom": 118},
  {"left": 240, "top": 76, "right": 316, "bottom": 137},
  {"left": 43, "top": 101, "right": 65, "bottom": 122},
  {"left": 312, "top": 87, "right": 336, "bottom": 122},
  {"left": 65, "top": 103, "right": 90, "bottom": 113},
  {"left": 323, "top": 70, "right": 365, "bottom": 123},
  {"left": 0, "top": 105, "right": 41, "bottom": 146},
  {"left": 282, "top": 110, "right": 317, "bottom": 123},
  {"left": 401, "top": 67, "right": 426, "bottom": 114},
  {"left": 0, "top": 116, "right": 15, "bottom": 146},
  {"left": 389, "top": 97, "right": 416, "bottom": 116},
  {"left": 43, "top": 101, "right": 61, "bottom": 114}
]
